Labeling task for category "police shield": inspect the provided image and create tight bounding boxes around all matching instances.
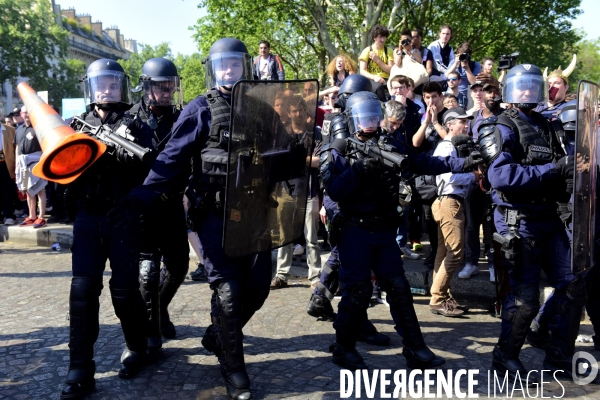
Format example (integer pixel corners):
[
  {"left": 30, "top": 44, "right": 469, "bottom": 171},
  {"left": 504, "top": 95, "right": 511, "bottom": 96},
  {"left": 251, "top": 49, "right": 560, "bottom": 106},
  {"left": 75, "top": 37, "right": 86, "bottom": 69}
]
[
  {"left": 222, "top": 80, "right": 319, "bottom": 257},
  {"left": 572, "top": 80, "right": 599, "bottom": 274}
]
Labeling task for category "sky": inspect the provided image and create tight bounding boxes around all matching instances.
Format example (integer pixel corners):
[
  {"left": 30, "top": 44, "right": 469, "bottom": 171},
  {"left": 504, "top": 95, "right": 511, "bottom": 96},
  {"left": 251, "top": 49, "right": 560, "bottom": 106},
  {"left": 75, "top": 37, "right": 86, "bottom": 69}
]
[
  {"left": 56, "top": 0, "right": 205, "bottom": 56},
  {"left": 573, "top": 0, "right": 600, "bottom": 40},
  {"left": 59, "top": 0, "right": 599, "bottom": 57}
]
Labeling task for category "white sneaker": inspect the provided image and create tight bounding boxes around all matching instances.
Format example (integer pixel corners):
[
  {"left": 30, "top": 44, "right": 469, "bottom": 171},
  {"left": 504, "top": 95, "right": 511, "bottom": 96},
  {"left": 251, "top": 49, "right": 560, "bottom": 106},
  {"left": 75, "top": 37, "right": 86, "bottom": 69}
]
[
  {"left": 4, "top": 218, "right": 16, "bottom": 225},
  {"left": 489, "top": 266, "right": 497, "bottom": 282},
  {"left": 293, "top": 244, "right": 305, "bottom": 256},
  {"left": 400, "top": 245, "right": 420, "bottom": 260},
  {"left": 458, "top": 264, "right": 479, "bottom": 279}
]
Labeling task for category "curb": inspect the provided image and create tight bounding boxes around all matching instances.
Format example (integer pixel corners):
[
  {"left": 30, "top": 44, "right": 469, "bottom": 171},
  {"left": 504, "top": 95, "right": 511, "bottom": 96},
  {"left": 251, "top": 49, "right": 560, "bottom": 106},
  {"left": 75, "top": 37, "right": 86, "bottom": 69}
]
[{"left": 1, "top": 223, "right": 555, "bottom": 306}]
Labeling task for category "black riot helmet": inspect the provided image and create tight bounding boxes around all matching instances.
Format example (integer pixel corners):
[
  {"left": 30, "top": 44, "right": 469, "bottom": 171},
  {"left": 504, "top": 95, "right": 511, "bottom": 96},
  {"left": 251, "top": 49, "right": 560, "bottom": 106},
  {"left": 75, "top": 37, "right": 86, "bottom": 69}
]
[
  {"left": 502, "top": 64, "right": 547, "bottom": 111},
  {"left": 558, "top": 100, "right": 577, "bottom": 132},
  {"left": 345, "top": 91, "right": 384, "bottom": 137},
  {"left": 82, "top": 58, "right": 132, "bottom": 112},
  {"left": 204, "top": 38, "right": 254, "bottom": 91},
  {"left": 136, "top": 58, "right": 183, "bottom": 109},
  {"left": 334, "top": 74, "right": 372, "bottom": 111}
]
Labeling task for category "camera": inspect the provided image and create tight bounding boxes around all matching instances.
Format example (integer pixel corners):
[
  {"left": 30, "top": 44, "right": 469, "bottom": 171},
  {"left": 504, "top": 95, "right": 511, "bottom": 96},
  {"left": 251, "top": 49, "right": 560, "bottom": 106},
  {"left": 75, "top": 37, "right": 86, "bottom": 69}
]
[
  {"left": 401, "top": 38, "right": 411, "bottom": 47},
  {"left": 497, "top": 52, "right": 520, "bottom": 71},
  {"left": 459, "top": 53, "right": 470, "bottom": 62}
]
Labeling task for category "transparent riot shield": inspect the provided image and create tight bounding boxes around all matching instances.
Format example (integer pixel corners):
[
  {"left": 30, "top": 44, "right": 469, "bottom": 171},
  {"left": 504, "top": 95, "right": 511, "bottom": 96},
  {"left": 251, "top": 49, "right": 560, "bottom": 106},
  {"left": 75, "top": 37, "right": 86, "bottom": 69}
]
[
  {"left": 572, "top": 80, "right": 599, "bottom": 274},
  {"left": 223, "top": 80, "right": 319, "bottom": 257}
]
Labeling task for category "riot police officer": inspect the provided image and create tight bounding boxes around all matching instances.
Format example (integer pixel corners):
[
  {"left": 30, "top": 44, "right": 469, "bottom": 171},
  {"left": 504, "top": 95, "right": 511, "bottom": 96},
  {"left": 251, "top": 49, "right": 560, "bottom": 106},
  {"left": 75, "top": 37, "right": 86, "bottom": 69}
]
[
  {"left": 320, "top": 90, "right": 480, "bottom": 370},
  {"left": 477, "top": 64, "right": 581, "bottom": 384},
  {"left": 60, "top": 59, "right": 153, "bottom": 399},
  {"left": 131, "top": 58, "right": 191, "bottom": 360},
  {"left": 307, "top": 74, "right": 391, "bottom": 346},
  {"left": 125, "top": 38, "right": 268, "bottom": 400}
]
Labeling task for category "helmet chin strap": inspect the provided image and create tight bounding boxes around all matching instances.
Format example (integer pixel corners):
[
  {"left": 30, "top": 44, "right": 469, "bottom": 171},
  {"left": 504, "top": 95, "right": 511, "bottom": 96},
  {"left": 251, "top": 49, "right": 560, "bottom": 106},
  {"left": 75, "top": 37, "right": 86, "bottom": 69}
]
[
  {"left": 356, "top": 127, "right": 380, "bottom": 139},
  {"left": 217, "top": 83, "right": 234, "bottom": 93}
]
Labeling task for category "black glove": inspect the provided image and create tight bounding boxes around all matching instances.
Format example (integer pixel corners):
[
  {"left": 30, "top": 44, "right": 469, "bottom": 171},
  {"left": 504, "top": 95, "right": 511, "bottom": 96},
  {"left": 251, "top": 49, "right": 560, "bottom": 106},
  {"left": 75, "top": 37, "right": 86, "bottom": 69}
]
[
  {"left": 462, "top": 150, "right": 484, "bottom": 172},
  {"left": 553, "top": 156, "right": 574, "bottom": 177},
  {"left": 107, "top": 195, "right": 145, "bottom": 231},
  {"left": 352, "top": 158, "right": 381, "bottom": 176}
]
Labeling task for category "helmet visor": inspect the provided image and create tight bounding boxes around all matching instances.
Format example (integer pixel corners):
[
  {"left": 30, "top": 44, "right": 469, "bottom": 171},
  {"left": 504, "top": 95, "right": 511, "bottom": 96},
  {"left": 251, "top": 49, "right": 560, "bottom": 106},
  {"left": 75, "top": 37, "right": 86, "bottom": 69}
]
[
  {"left": 142, "top": 76, "right": 183, "bottom": 108},
  {"left": 205, "top": 52, "right": 254, "bottom": 89},
  {"left": 84, "top": 70, "right": 131, "bottom": 107},
  {"left": 503, "top": 75, "right": 545, "bottom": 105},
  {"left": 348, "top": 100, "right": 384, "bottom": 133}
]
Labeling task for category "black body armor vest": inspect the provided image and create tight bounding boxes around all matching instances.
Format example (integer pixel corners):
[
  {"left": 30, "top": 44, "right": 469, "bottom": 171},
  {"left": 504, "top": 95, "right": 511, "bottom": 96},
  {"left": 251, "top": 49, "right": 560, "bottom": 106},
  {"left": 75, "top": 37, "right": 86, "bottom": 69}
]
[{"left": 192, "top": 90, "right": 232, "bottom": 192}]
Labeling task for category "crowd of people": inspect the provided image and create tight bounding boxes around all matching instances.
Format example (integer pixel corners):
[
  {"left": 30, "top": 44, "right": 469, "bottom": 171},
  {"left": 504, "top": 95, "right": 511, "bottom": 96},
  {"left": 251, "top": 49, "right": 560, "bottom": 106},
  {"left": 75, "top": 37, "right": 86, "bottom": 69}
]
[{"left": 0, "top": 23, "right": 596, "bottom": 400}]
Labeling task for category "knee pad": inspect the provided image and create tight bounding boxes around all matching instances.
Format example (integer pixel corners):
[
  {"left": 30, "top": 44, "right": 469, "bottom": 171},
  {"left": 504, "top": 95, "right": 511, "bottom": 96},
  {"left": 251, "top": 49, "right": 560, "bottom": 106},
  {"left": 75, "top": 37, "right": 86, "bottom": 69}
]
[
  {"left": 342, "top": 281, "right": 372, "bottom": 309},
  {"left": 382, "top": 275, "right": 411, "bottom": 303},
  {"left": 514, "top": 283, "right": 540, "bottom": 319},
  {"left": 70, "top": 277, "right": 102, "bottom": 317},
  {"left": 216, "top": 280, "right": 243, "bottom": 317},
  {"left": 139, "top": 259, "right": 159, "bottom": 290},
  {"left": 110, "top": 287, "right": 146, "bottom": 318}
]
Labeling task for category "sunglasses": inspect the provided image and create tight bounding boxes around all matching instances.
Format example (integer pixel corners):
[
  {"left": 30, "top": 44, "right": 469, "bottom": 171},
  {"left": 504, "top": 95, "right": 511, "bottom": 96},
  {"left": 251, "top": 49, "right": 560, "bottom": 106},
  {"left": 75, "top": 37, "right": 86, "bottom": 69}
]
[{"left": 447, "top": 78, "right": 459, "bottom": 82}]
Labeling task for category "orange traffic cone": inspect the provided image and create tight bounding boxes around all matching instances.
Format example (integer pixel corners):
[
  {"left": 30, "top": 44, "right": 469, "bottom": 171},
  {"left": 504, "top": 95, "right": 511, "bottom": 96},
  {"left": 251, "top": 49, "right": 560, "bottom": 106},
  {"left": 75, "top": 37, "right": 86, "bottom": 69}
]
[{"left": 17, "top": 82, "right": 106, "bottom": 184}]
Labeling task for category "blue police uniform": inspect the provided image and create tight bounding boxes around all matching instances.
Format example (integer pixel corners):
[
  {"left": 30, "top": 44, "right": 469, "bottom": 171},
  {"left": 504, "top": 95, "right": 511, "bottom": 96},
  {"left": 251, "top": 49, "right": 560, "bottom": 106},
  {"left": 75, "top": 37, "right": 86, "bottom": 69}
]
[
  {"left": 321, "top": 134, "right": 464, "bottom": 369},
  {"left": 65, "top": 110, "right": 154, "bottom": 391},
  {"left": 129, "top": 92, "right": 272, "bottom": 400},
  {"left": 130, "top": 99, "right": 190, "bottom": 352},
  {"left": 131, "top": 94, "right": 272, "bottom": 292},
  {"left": 481, "top": 108, "right": 585, "bottom": 379},
  {"left": 535, "top": 100, "right": 568, "bottom": 120}
]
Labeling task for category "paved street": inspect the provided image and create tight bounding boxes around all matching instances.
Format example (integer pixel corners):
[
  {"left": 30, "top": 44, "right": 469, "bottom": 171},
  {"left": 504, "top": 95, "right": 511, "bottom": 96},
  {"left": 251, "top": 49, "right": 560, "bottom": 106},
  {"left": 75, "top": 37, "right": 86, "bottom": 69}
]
[{"left": 0, "top": 241, "right": 599, "bottom": 399}]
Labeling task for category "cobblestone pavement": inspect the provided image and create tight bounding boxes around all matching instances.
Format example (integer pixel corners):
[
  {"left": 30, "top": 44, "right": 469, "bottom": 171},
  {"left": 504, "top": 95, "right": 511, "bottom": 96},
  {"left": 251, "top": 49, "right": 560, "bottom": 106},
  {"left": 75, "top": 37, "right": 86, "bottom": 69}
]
[{"left": 0, "top": 242, "right": 599, "bottom": 399}]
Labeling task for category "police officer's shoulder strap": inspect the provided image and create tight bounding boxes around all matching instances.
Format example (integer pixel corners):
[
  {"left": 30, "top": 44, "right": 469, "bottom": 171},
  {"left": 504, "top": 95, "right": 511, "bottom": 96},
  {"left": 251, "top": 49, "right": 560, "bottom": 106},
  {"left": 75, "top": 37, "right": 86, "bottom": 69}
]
[
  {"left": 495, "top": 113, "right": 517, "bottom": 130},
  {"left": 498, "top": 108, "right": 548, "bottom": 147}
]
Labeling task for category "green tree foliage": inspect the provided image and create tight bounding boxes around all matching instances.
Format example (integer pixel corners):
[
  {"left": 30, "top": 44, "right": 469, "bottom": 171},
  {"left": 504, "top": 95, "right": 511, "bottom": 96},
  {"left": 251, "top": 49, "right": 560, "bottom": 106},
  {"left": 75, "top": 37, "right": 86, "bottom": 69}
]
[
  {"left": 173, "top": 53, "right": 206, "bottom": 104},
  {"left": 568, "top": 36, "right": 600, "bottom": 89},
  {"left": 0, "top": 0, "right": 69, "bottom": 88},
  {"left": 118, "top": 43, "right": 205, "bottom": 103},
  {"left": 46, "top": 58, "right": 87, "bottom": 112},
  {"left": 193, "top": 0, "right": 582, "bottom": 81},
  {"left": 118, "top": 42, "right": 172, "bottom": 102}
]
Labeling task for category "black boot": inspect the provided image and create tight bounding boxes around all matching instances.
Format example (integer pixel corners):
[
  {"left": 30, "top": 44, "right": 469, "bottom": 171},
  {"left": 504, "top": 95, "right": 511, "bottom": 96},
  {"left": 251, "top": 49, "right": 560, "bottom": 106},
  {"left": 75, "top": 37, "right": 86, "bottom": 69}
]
[
  {"left": 403, "top": 346, "right": 446, "bottom": 369},
  {"left": 217, "top": 281, "right": 253, "bottom": 400},
  {"left": 492, "top": 344, "right": 538, "bottom": 386},
  {"left": 60, "top": 362, "right": 96, "bottom": 399},
  {"left": 357, "top": 319, "right": 390, "bottom": 346},
  {"left": 118, "top": 349, "right": 145, "bottom": 379},
  {"left": 329, "top": 334, "right": 368, "bottom": 370},
  {"left": 110, "top": 287, "right": 148, "bottom": 379},
  {"left": 146, "top": 336, "right": 162, "bottom": 364},
  {"left": 159, "top": 268, "right": 187, "bottom": 339},
  {"left": 384, "top": 276, "right": 445, "bottom": 368},
  {"left": 61, "top": 277, "right": 101, "bottom": 399},
  {"left": 189, "top": 263, "right": 208, "bottom": 281},
  {"left": 526, "top": 319, "right": 550, "bottom": 349},
  {"left": 306, "top": 293, "right": 336, "bottom": 321},
  {"left": 544, "top": 280, "right": 587, "bottom": 380}
]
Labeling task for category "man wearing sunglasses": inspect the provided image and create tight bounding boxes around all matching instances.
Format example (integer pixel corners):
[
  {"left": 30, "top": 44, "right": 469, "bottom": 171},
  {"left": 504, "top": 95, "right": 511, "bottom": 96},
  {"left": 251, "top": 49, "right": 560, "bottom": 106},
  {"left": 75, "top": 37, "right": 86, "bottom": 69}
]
[
  {"left": 445, "top": 71, "right": 467, "bottom": 108},
  {"left": 411, "top": 29, "right": 434, "bottom": 76}
]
